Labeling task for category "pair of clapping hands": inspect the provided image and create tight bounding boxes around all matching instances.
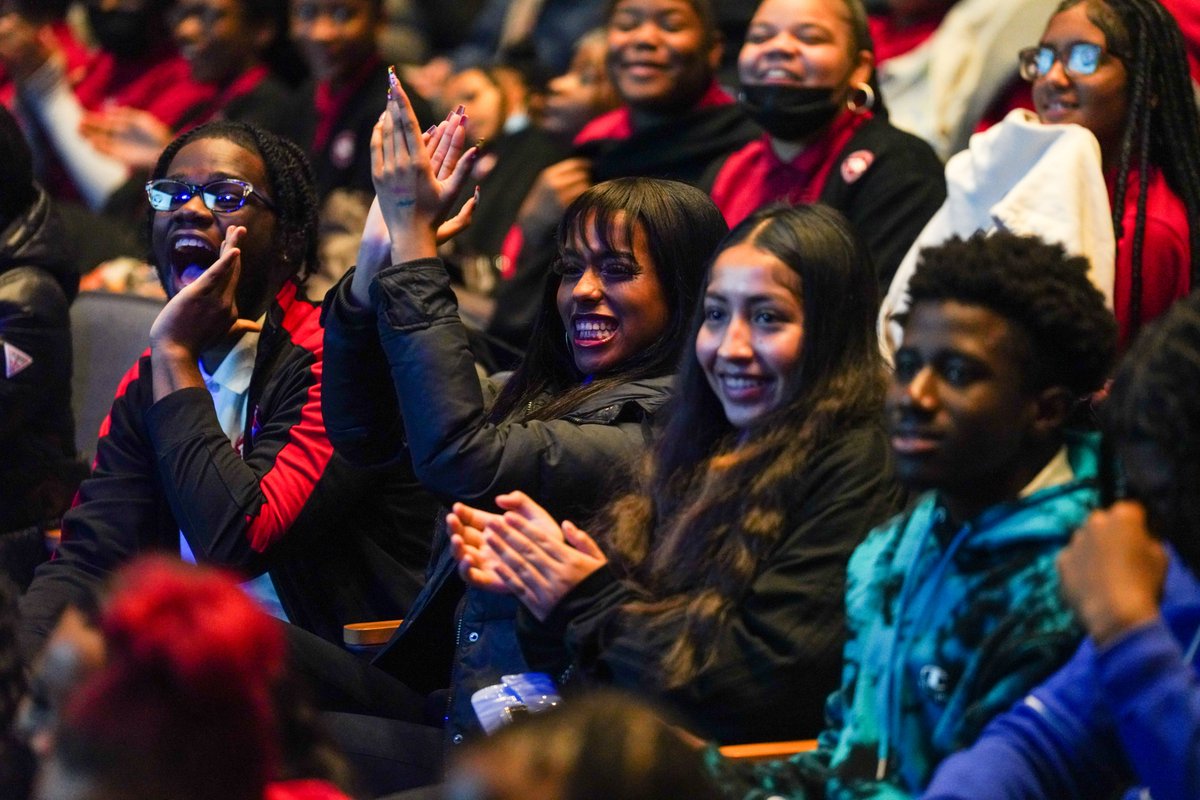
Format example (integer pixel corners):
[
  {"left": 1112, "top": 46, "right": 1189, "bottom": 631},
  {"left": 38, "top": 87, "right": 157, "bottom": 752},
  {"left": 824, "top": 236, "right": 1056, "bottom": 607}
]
[
  {"left": 349, "top": 68, "right": 481, "bottom": 309},
  {"left": 447, "top": 492, "right": 609, "bottom": 622}
]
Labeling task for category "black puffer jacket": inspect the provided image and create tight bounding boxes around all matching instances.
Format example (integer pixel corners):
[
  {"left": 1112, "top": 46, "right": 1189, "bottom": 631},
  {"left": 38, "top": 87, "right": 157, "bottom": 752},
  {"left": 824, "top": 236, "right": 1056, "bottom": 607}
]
[
  {"left": 0, "top": 187, "right": 83, "bottom": 535},
  {"left": 322, "top": 259, "right": 672, "bottom": 748}
]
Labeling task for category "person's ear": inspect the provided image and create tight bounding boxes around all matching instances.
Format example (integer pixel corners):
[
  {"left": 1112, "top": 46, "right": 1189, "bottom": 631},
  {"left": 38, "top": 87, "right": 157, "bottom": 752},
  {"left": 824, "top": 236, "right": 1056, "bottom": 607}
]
[
  {"left": 1031, "top": 385, "right": 1076, "bottom": 437},
  {"left": 707, "top": 33, "right": 724, "bottom": 72}
]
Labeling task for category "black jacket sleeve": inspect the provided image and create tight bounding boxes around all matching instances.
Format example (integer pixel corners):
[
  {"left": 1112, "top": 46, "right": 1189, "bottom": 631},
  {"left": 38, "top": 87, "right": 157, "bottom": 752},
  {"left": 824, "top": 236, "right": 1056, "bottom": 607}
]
[
  {"left": 18, "top": 356, "right": 164, "bottom": 661},
  {"left": 331, "top": 259, "right": 663, "bottom": 520},
  {"left": 520, "top": 426, "right": 905, "bottom": 743}
]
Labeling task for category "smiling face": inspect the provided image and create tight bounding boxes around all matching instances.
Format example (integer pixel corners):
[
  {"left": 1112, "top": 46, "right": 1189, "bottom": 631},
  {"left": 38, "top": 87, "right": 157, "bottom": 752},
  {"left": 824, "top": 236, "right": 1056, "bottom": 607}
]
[
  {"left": 1033, "top": 1, "right": 1129, "bottom": 160},
  {"left": 290, "top": 0, "right": 377, "bottom": 85},
  {"left": 888, "top": 301, "right": 1045, "bottom": 518},
  {"left": 606, "top": 0, "right": 719, "bottom": 113},
  {"left": 543, "top": 34, "right": 619, "bottom": 137},
  {"left": 695, "top": 242, "right": 805, "bottom": 428},
  {"left": 151, "top": 137, "right": 282, "bottom": 320},
  {"left": 171, "top": 0, "right": 264, "bottom": 84},
  {"left": 738, "top": 0, "right": 871, "bottom": 99},
  {"left": 555, "top": 216, "right": 669, "bottom": 376}
]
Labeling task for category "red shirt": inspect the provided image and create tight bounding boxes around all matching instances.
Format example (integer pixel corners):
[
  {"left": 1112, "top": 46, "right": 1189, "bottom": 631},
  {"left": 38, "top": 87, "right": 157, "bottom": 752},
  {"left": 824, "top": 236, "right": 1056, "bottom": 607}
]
[
  {"left": 73, "top": 43, "right": 214, "bottom": 127},
  {"left": 868, "top": 11, "right": 949, "bottom": 64},
  {"left": 1109, "top": 164, "right": 1193, "bottom": 348},
  {"left": 709, "top": 110, "right": 871, "bottom": 227},
  {"left": 1162, "top": 0, "right": 1200, "bottom": 83}
]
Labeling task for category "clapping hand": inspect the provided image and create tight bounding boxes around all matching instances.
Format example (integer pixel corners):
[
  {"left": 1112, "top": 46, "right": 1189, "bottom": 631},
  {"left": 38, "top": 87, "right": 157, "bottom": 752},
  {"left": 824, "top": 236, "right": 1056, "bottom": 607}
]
[
  {"left": 450, "top": 491, "right": 607, "bottom": 622},
  {"left": 351, "top": 68, "right": 478, "bottom": 307}
]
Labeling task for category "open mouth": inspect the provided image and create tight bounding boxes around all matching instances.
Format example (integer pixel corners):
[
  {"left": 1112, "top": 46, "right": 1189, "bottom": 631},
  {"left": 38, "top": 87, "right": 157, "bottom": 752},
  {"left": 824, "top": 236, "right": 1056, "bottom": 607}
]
[
  {"left": 170, "top": 236, "right": 219, "bottom": 289},
  {"left": 572, "top": 316, "right": 618, "bottom": 346}
]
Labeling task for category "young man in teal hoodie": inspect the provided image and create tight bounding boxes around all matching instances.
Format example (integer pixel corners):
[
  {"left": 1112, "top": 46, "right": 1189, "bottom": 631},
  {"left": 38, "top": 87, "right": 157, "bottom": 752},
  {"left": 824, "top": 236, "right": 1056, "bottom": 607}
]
[{"left": 711, "top": 231, "right": 1117, "bottom": 799}]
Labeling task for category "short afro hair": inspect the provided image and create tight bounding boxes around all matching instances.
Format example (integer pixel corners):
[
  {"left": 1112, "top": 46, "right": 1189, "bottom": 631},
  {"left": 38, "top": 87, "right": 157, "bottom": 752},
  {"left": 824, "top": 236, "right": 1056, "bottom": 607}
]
[{"left": 907, "top": 231, "right": 1117, "bottom": 396}]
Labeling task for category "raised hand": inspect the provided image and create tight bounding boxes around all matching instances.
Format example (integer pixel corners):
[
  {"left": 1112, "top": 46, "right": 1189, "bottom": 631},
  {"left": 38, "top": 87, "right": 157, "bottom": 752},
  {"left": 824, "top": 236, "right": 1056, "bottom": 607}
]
[
  {"left": 448, "top": 502, "right": 510, "bottom": 593},
  {"left": 350, "top": 69, "right": 478, "bottom": 308},
  {"left": 1057, "top": 500, "right": 1169, "bottom": 645},
  {"left": 149, "top": 226, "right": 262, "bottom": 400},
  {"left": 372, "top": 68, "right": 477, "bottom": 262}
]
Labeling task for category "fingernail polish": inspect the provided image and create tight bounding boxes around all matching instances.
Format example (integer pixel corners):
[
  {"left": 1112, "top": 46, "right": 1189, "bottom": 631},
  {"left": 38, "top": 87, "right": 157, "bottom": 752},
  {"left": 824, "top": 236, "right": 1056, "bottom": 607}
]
[
  {"left": 425, "top": 125, "right": 437, "bottom": 135},
  {"left": 455, "top": 104, "right": 466, "bottom": 116}
]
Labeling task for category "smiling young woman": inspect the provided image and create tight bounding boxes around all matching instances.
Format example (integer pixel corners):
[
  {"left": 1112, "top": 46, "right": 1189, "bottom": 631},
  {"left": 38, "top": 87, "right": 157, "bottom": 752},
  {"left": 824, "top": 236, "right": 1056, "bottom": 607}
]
[
  {"left": 450, "top": 204, "right": 905, "bottom": 742},
  {"left": 1028, "top": 0, "right": 1200, "bottom": 345},
  {"left": 308, "top": 77, "right": 731, "bottom": 766},
  {"left": 708, "top": 0, "right": 946, "bottom": 289}
]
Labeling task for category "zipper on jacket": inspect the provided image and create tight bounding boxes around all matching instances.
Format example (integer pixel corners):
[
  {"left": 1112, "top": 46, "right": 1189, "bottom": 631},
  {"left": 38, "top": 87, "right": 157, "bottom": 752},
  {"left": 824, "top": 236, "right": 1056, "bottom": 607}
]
[{"left": 445, "top": 601, "right": 467, "bottom": 743}]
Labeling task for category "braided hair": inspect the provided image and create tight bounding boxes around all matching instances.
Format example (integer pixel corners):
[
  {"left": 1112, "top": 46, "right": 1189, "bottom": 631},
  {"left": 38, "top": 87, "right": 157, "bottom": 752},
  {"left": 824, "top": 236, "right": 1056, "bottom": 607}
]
[
  {"left": 1058, "top": 0, "right": 1200, "bottom": 335},
  {"left": 147, "top": 121, "right": 319, "bottom": 283}
]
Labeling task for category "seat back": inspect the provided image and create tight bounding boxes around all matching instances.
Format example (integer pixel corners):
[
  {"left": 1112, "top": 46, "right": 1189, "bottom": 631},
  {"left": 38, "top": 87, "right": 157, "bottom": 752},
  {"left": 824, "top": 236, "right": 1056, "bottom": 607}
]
[{"left": 70, "top": 291, "right": 163, "bottom": 461}]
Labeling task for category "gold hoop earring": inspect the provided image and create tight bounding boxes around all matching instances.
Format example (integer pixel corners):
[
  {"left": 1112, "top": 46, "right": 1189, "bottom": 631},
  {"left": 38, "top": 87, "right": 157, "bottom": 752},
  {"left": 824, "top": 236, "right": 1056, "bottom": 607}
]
[{"left": 846, "top": 83, "right": 876, "bottom": 115}]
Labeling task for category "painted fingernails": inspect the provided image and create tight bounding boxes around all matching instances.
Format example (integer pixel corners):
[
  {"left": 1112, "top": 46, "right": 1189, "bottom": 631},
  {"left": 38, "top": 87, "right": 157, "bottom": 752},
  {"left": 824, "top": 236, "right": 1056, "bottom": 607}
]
[
  {"left": 425, "top": 125, "right": 437, "bottom": 135},
  {"left": 455, "top": 104, "right": 465, "bottom": 116}
]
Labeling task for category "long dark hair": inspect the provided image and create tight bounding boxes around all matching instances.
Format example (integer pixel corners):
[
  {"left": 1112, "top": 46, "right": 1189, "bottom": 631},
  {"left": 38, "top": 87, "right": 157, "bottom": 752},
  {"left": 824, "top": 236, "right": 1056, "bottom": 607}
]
[
  {"left": 488, "top": 177, "right": 727, "bottom": 423},
  {"left": 1057, "top": 0, "right": 1200, "bottom": 335},
  {"left": 600, "top": 203, "right": 887, "bottom": 686}
]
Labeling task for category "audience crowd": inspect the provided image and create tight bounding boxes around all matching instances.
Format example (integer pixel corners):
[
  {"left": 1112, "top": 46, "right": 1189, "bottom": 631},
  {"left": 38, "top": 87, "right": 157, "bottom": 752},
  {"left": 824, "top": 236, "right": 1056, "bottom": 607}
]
[{"left": 1, "top": 0, "right": 1199, "bottom": 798}]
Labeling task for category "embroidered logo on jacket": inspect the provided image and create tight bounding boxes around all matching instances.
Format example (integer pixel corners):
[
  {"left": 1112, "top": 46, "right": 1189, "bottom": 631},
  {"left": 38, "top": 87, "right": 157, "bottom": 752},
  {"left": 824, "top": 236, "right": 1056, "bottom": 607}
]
[{"left": 919, "top": 664, "right": 951, "bottom": 703}]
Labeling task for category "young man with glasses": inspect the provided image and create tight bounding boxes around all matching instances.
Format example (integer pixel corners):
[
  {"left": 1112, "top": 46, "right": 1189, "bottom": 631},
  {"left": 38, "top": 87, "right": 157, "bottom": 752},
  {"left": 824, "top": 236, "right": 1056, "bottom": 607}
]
[{"left": 18, "top": 122, "right": 439, "bottom": 663}]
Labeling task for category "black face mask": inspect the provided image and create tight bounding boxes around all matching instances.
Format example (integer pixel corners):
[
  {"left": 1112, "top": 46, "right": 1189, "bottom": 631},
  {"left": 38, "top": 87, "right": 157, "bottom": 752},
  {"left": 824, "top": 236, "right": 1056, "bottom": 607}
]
[
  {"left": 87, "top": 7, "right": 154, "bottom": 59},
  {"left": 739, "top": 84, "right": 842, "bottom": 142}
]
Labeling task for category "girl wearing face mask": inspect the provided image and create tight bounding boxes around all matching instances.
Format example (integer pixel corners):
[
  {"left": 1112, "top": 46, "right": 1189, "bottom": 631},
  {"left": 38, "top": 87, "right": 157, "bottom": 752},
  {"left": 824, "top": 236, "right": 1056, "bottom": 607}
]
[
  {"left": 5, "top": 0, "right": 213, "bottom": 210},
  {"left": 452, "top": 204, "right": 905, "bottom": 743},
  {"left": 710, "top": 0, "right": 945, "bottom": 289}
]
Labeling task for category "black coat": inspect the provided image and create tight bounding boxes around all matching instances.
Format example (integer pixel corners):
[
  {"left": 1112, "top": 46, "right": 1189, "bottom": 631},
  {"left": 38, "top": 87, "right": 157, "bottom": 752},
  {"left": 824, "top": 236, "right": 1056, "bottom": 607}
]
[
  {"left": 0, "top": 187, "right": 83, "bottom": 535},
  {"left": 321, "top": 259, "right": 672, "bottom": 747},
  {"left": 519, "top": 424, "right": 907, "bottom": 743}
]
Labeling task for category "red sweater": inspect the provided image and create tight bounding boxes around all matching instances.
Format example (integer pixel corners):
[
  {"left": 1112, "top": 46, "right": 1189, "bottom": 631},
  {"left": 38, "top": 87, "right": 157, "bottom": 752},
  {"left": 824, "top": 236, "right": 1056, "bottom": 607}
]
[
  {"left": 1110, "top": 164, "right": 1192, "bottom": 348},
  {"left": 709, "top": 110, "right": 870, "bottom": 227}
]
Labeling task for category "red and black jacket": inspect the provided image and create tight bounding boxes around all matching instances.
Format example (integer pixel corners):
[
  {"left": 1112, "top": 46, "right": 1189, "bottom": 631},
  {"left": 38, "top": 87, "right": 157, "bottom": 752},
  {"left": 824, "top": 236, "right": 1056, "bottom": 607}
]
[{"left": 18, "top": 281, "right": 438, "bottom": 661}]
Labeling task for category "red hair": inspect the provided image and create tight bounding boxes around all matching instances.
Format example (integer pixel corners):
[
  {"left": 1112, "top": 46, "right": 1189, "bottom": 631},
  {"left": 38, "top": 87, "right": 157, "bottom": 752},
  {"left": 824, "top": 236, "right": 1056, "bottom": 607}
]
[{"left": 58, "top": 557, "right": 287, "bottom": 800}]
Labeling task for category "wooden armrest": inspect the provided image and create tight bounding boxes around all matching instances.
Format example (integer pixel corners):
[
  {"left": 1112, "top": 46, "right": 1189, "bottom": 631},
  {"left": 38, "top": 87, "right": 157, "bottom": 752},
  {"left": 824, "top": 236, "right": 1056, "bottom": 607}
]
[
  {"left": 44, "top": 528, "right": 62, "bottom": 553},
  {"left": 343, "top": 619, "right": 403, "bottom": 647},
  {"left": 718, "top": 739, "right": 819, "bottom": 761}
]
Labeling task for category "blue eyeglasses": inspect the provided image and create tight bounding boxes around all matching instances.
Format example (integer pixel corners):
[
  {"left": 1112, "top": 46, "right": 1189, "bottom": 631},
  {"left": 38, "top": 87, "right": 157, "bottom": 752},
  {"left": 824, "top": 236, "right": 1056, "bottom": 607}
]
[
  {"left": 1018, "top": 42, "right": 1118, "bottom": 81},
  {"left": 144, "top": 179, "right": 276, "bottom": 214}
]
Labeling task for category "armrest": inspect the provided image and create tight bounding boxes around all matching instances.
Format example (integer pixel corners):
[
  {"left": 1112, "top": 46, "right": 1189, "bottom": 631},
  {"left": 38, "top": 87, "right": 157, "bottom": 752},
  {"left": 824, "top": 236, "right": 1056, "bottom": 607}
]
[
  {"left": 343, "top": 619, "right": 403, "bottom": 648},
  {"left": 718, "top": 740, "right": 819, "bottom": 762}
]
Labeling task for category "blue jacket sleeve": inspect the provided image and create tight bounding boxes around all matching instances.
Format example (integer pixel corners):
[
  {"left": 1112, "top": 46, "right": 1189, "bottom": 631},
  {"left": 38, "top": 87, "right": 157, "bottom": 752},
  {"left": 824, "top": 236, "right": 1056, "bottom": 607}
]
[{"left": 1095, "top": 616, "right": 1200, "bottom": 800}]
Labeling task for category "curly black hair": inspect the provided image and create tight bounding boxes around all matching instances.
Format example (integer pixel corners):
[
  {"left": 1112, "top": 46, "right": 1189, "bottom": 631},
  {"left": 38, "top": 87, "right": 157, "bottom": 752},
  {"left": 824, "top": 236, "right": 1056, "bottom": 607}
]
[
  {"left": 908, "top": 231, "right": 1117, "bottom": 396},
  {"left": 1055, "top": 0, "right": 1200, "bottom": 336},
  {"left": 1105, "top": 289, "right": 1200, "bottom": 569},
  {"left": 147, "top": 121, "right": 319, "bottom": 282}
]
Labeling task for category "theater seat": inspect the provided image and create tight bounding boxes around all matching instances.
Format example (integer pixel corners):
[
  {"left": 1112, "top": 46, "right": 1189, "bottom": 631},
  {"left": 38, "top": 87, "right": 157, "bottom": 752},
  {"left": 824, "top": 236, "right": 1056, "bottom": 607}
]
[{"left": 70, "top": 291, "right": 163, "bottom": 461}]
